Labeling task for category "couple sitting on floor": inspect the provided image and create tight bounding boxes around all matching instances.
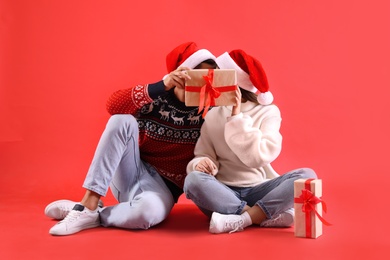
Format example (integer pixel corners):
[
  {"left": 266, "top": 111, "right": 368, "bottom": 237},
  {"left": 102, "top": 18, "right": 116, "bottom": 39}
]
[{"left": 45, "top": 42, "right": 317, "bottom": 236}]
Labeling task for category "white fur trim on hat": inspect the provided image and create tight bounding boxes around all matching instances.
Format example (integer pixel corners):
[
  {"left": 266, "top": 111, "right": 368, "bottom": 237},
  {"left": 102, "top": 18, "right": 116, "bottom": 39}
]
[
  {"left": 180, "top": 49, "right": 216, "bottom": 69},
  {"left": 216, "top": 52, "right": 257, "bottom": 93}
]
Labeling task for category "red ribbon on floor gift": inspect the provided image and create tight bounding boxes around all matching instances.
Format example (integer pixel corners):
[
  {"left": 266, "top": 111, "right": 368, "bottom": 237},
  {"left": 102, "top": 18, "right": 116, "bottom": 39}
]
[
  {"left": 294, "top": 179, "right": 332, "bottom": 237},
  {"left": 185, "top": 69, "right": 237, "bottom": 118}
]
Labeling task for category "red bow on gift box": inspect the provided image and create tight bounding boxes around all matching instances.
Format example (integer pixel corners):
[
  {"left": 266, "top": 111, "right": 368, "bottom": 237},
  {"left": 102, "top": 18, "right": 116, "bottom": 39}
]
[
  {"left": 198, "top": 70, "right": 221, "bottom": 117},
  {"left": 294, "top": 179, "right": 332, "bottom": 237},
  {"left": 186, "top": 69, "right": 237, "bottom": 118}
]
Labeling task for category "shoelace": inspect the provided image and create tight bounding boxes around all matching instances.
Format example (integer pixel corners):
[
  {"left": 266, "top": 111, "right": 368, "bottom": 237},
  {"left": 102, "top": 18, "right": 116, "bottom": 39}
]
[
  {"left": 224, "top": 219, "right": 244, "bottom": 234},
  {"left": 58, "top": 205, "right": 73, "bottom": 219},
  {"left": 262, "top": 214, "right": 282, "bottom": 227},
  {"left": 60, "top": 210, "right": 83, "bottom": 224},
  {"left": 57, "top": 201, "right": 102, "bottom": 219}
]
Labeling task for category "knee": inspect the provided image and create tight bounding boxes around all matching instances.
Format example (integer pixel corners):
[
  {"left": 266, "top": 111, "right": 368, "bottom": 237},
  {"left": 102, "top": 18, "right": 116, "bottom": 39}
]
[
  {"left": 300, "top": 168, "right": 318, "bottom": 179},
  {"left": 101, "top": 193, "right": 172, "bottom": 230},
  {"left": 134, "top": 195, "right": 172, "bottom": 229},
  {"left": 108, "top": 114, "right": 137, "bottom": 128},
  {"left": 105, "top": 114, "right": 138, "bottom": 134},
  {"left": 183, "top": 171, "right": 204, "bottom": 194}
]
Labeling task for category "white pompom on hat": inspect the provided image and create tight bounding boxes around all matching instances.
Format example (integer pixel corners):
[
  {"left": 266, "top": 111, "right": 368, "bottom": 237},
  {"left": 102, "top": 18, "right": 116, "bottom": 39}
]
[
  {"left": 216, "top": 49, "right": 273, "bottom": 105},
  {"left": 166, "top": 42, "right": 216, "bottom": 72}
]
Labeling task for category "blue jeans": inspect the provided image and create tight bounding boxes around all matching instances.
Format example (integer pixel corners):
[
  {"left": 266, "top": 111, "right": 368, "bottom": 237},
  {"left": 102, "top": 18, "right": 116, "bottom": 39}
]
[
  {"left": 184, "top": 168, "right": 317, "bottom": 219},
  {"left": 83, "top": 115, "right": 175, "bottom": 229}
]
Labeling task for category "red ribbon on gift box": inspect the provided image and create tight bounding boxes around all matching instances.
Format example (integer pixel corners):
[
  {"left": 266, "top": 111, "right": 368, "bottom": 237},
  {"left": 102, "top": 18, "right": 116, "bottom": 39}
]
[
  {"left": 185, "top": 69, "right": 237, "bottom": 118},
  {"left": 294, "top": 179, "right": 332, "bottom": 237}
]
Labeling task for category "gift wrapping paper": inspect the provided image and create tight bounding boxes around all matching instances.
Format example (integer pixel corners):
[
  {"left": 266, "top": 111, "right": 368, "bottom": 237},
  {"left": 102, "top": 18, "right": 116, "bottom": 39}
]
[{"left": 185, "top": 69, "right": 237, "bottom": 117}]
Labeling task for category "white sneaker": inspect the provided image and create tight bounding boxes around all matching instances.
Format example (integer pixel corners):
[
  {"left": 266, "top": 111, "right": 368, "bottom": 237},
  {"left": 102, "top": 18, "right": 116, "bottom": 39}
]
[
  {"left": 260, "top": 208, "right": 294, "bottom": 227},
  {"left": 209, "top": 212, "right": 245, "bottom": 234},
  {"left": 45, "top": 200, "right": 77, "bottom": 220},
  {"left": 45, "top": 199, "right": 104, "bottom": 220},
  {"left": 49, "top": 204, "right": 100, "bottom": 236}
]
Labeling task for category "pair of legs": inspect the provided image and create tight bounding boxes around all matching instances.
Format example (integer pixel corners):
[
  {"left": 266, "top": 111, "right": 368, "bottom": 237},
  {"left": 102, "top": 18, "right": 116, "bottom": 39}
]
[
  {"left": 184, "top": 168, "right": 317, "bottom": 225},
  {"left": 79, "top": 114, "right": 174, "bottom": 229}
]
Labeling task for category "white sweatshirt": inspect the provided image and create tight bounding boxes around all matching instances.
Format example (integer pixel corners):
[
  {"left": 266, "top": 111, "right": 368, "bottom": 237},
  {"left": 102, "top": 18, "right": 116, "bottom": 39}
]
[{"left": 186, "top": 101, "right": 282, "bottom": 187}]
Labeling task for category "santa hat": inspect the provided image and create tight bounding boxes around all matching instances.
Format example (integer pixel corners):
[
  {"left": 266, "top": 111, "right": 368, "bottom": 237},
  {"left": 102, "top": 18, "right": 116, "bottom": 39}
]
[
  {"left": 166, "top": 42, "right": 216, "bottom": 72},
  {"left": 216, "top": 49, "right": 273, "bottom": 105}
]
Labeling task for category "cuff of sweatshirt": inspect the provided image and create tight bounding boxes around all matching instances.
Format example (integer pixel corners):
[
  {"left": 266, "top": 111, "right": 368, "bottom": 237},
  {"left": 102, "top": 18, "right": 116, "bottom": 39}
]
[
  {"left": 148, "top": 80, "right": 167, "bottom": 100},
  {"left": 227, "top": 112, "right": 243, "bottom": 122},
  {"left": 187, "top": 157, "right": 218, "bottom": 176},
  {"left": 187, "top": 157, "right": 203, "bottom": 174}
]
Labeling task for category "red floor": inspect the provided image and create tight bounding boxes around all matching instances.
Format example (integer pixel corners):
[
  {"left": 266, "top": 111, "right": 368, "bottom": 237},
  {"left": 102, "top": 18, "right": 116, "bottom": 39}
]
[
  {"left": 1, "top": 144, "right": 389, "bottom": 260},
  {"left": 2, "top": 1, "right": 390, "bottom": 259}
]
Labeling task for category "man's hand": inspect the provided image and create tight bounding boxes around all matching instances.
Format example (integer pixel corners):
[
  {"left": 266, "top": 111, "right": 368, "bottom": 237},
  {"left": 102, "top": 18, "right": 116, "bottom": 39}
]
[{"left": 163, "top": 67, "right": 192, "bottom": 91}]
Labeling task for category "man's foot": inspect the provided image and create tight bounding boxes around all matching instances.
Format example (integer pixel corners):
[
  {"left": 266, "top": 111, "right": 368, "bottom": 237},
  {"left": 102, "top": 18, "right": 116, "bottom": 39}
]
[
  {"left": 44, "top": 200, "right": 77, "bottom": 220},
  {"left": 49, "top": 204, "right": 100, "bottom": 236},
  {"left": 45, "top": 199, "right": 104, "bottom": 220},
  {"left": 260, "top": 208, "right": 294, "bottom": 227},
  {"left": 209, "top": 212, "right": 245, "bottom": 234}
]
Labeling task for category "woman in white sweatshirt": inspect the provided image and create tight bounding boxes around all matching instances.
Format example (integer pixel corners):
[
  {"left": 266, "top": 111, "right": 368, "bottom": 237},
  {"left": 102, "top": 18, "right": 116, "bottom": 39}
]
[{"left": 184, "top": 49, "right": 317, "bottom": 234}]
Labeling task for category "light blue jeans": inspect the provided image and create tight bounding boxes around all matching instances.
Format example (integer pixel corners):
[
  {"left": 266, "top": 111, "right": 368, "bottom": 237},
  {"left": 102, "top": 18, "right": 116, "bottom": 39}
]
[
  {"left": 83, "top": 115, "right": 175, "bottom": 229},
  {"left": 184, "top": 168, "right": 317, "bottom": 219}
]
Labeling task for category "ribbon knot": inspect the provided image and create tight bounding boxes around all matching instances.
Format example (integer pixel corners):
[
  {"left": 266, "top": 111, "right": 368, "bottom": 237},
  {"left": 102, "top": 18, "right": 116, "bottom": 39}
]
[
  {"left": 198, "top": 70, "right": 220, "bottom": 117},
  {"left": 297, "top": 189, "right": 327, "bottom": 214}
]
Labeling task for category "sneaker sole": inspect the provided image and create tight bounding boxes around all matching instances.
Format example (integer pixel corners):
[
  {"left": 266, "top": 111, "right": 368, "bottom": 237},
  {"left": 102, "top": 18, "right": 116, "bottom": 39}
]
[{"left": 49, "top": 221, "right": 100, "bottom": 236}]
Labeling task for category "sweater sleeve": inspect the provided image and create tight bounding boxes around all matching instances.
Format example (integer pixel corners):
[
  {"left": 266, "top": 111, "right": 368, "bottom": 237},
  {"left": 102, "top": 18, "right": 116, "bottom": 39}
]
[
  {"left": 106, "top": 81, "right": 166, "bottom": 115},
  {"left": 224, "top": 105, "right": 282, "bottom": 168},
  {"left": 186, "top": 122, "right": 219, "bottom": 175}
]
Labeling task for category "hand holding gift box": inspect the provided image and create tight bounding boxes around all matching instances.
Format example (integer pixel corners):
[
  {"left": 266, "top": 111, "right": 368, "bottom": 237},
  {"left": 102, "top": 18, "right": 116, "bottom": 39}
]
[
  {"left": 294, "top": 178, "right": 332, "bottom": 238},
  {"left": 185, "top": 69, "right": 237, "bottom": 117}
]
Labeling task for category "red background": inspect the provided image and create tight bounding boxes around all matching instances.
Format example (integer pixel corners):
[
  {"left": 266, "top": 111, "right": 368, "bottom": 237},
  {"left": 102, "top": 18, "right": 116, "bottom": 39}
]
[{"left": 1, "top": 0, "right": 389, "bottom": 259}]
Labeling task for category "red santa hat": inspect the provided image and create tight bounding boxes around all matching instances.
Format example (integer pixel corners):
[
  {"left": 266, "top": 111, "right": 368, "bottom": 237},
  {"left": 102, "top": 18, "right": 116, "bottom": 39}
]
[
  {"left": 216, "top": 49, "right": 273, "bottom": 105},
  {"left": 166, "top": 42, "right": 216, "bottom": 72}
]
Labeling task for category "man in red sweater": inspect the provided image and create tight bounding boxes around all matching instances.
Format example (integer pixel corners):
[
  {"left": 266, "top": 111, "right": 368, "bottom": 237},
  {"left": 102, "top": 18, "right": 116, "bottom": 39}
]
[{"left": 45, "top": 42, "right": 217, "bottom": 235}]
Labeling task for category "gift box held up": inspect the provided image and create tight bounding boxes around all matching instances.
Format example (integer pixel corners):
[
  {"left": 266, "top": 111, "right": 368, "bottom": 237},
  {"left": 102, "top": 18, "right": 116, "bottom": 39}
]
[
  {"left": 185, "top": 69, "right": 237, "bottom": 117},
  {"left": 294, "top": 178, "right": 331, "bottom": 239}
]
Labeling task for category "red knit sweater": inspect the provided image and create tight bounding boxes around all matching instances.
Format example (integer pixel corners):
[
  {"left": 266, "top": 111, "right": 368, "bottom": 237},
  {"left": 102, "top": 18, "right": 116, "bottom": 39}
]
[{"left": 106, "top": 81, "right": 205, "bottom": 198}]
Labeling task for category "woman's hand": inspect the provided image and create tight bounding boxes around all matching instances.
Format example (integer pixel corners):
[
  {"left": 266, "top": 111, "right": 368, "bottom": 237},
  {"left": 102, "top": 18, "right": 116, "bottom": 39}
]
[
  {"left": 231, "top": 87, "right": 242, "bottom": 116},
  {"left": 163, "top": 66, "right": 191, "bottom": 91},
  {"left": 195, "top": 158, "right": 217, "bottom": 175}
]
